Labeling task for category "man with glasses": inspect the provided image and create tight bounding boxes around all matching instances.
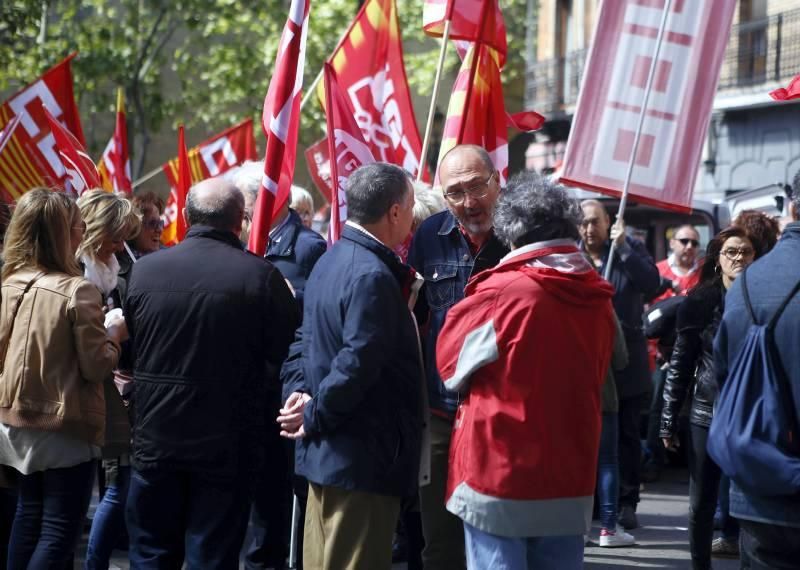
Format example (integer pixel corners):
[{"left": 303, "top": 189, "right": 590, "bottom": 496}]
[
  {"left": 579, "top": 199, "right": 660, "bottom": 531},
  {"left": 644, "top": 225, "right": 703, "bottom": 483},
  {"left": 407, "top": 144, "right": 508, "bottom": 570}
]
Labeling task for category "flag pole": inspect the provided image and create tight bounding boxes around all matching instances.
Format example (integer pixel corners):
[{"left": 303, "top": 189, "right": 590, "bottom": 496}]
[
  {"left": 132, "top": 165, "right": 162, "bottom": 189},
  {"left": 300, "top": 69, "right": 324, "bottom": 111},
  {"left": 417, "top": 19, "right": 452, "bottom": 182},
  {"left": 603, "top": 0, "right": 671, "bottom": 281}
]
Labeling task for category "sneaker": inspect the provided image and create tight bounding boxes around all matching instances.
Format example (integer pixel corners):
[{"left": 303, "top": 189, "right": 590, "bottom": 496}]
[
  {"left": 711, "top": 537, "right": 739, "bottom": 557},
  {"left": 599, "top": 526, "right": 636, "bottom": 548},
  {"left": 618, "top": 504, "right": 639, "bottom": 530}
]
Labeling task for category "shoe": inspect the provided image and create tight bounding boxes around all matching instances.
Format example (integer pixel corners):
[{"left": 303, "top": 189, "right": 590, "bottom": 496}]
[
  {"left": 618, "top": 505, "right": 639, "bottom": 530},
  {"left": 599, "top": 525, "right": 636, "bottom": 548},
  {"left": 711, "top": 537, "right": 739, "bottom": 557}
]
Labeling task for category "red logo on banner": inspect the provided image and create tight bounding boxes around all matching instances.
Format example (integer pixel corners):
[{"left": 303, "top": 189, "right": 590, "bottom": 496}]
[
  {"left": 560, "top": 0, "right": 736, "bottom": 213},
  {"left": 0, "top": 54, "right": 85, "bottom": 203}
]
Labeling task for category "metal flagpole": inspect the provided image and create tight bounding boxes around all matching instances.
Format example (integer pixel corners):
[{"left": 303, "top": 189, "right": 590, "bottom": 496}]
[
  {"left": 603, "top": 0, "right": 672, "bottom": 281},
  {"left": 417, "top": 19, "right": 452, "bottom": 182},
  {"left": 132, "top": 165, "right": 162, "bottom": 189},
  {"left": 288, "top": 494, "right": 301, "bottom": 568}
]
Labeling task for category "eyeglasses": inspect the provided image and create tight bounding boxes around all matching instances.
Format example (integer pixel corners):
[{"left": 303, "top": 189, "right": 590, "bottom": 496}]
[
  {"left": 443, "top": 173, "right": 495, "bottom": 206},
  {"left": 143, "top": 219, "right": 165, "bottom": 231},
  {"left": 677, "top": 238, "right": 700, "bottom": 248},
  {"left": 721, "top": 247, "right": 755, "bottom": 261}
]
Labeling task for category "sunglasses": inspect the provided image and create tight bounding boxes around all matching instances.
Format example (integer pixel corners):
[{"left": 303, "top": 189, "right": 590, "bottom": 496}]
[
  {"left": 143, "top": 219, "right": 165, "bottom": 231},
  {"left": 677, "top": 238, "right": 699, "bottom": 248}
]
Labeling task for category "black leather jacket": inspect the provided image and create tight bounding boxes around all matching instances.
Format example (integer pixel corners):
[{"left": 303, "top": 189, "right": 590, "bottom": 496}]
[{"left": 660, "top": 283, "right": 723, "bottom": 435}]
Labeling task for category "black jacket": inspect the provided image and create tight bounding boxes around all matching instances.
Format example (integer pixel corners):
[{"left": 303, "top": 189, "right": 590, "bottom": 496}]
[
  {"left": 126, "top": 226, "right": 299, "bottom": 475},
  {"left": 660, "top": 283, "right": 723, "bottom": 435}
]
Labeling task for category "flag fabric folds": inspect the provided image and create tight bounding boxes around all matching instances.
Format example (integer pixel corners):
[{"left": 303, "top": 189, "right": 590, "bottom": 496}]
[
  {"left": 248, "top": 0, "right": 310, "bottom": 256},
  {"left": 560, "top": 0, "right": 736, "bottom": 213},
  {"left": 43, "top": 106, "right": 101, "bottom": 196},
  {"left": 436, "top": 42, "right": 543, "bottom": 184},
  {"left": 324, "top": 63, "right": 376, "bottom": 243},
  {"left": 423, "top": 0, "right": 507, "bottom": 65},
  {"left": 98, "top": 88, "right": 132, "bottom": 194},
  {"left": 770, "top": 74, "right": 800, "bottom": 101},
  {"left": 161, "top": 125, "right": 190, "bottom": 246},
  {"left": 319, "top": 0, "right": 426, "bottom": 180},
  {"left": 0, "top": 54, "right": 85, "bottom": 203},
  {"left": 160, "top": 119, "right": 256, "bottom": 246}
]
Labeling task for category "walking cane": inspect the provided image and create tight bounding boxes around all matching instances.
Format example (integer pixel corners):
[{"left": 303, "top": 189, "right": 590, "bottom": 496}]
[{"left": 288, "top": 494, "right": 300, "bottom": 569}]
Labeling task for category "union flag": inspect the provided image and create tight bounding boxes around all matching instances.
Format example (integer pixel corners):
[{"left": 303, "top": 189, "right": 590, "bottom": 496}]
[{"left": 97, "top": 88, "right": 132, "bottom": 194}]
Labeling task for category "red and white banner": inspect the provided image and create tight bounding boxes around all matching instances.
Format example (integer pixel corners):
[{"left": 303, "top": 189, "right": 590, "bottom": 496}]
[
  {"left": 161, "top": 125, "right": 191, "bottom": 246},
  {"left": 248, "top": 0, "right": 310, "bottom": 256},
  {"left": 324, "top": 63, "right": 376, "bottom": 243},
  {"left": 43, "top": 106, "right": 101, "bottom": 196},
  {"left": 160, "top": 119, "right": 256, "bottom": 245},
  {"left": 320, "top": 0, "right": 426, "bottom": 180},
  {"left": 423, "top": 0, "right": 506, "bottom": 65},
  {"left": 0, "top": 53, "right": 85, "bottom": 203},
  {"left": 305, "top": 138, "right": 333, "bottom": 202},
  {"left": 98, "top": 88, "right": 132, "bottom": 194},
  {"left": 560, "top": 0, "right": 736, "bottom": 213}
]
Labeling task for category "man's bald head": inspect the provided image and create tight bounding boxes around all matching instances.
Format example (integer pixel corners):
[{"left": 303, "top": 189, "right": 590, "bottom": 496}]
[
  {"left": 185, "top": 177, "right": 245, "bottom": 234},
  {"left": 439, "top": 144, "right": 495, "bottom": 177}
]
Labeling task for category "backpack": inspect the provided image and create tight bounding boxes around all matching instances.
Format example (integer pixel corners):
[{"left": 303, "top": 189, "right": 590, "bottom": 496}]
[{"left": 707, "top": 269, "right": 800, "bottom": 496}]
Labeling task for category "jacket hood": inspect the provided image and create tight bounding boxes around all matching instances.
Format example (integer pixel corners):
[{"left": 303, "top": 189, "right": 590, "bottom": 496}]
[{"left": 467, "top": 239, "right": 615, "bottom": 308}]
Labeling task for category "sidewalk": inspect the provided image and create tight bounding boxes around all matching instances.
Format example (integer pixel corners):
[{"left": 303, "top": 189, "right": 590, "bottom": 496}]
[{"left": 82, "top": 466, "right": 741, "bottom": 569}]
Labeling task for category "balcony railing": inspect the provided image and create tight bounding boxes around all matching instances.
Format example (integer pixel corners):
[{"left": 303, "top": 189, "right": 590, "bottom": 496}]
[{"left": 525, "top": 7, "right": 800, "bottom": 114}]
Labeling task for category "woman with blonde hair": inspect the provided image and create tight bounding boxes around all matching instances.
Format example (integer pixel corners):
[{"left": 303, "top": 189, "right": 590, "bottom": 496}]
[
  {"left": 75, "top": 190, "right": 141, "bottom": 569},
  {"left": 0, "top": 188, "right": 126, "bottom": 568}
]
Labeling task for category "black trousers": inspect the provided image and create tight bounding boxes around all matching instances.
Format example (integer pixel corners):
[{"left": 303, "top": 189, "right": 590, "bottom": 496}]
[
  {"left": 740, "top": 519, "right": 800, "bottom": 569},
  {"left": 618, "top": 394, "right": 647, "bottom": 508}
]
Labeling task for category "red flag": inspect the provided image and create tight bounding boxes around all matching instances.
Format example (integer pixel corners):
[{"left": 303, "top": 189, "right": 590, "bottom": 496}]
[
  {"left": 560, "top": 0, "right": 736, "bottom": 213},
  {"left": 248, "top": 0, "right": 311, "bottom": 256},
  {"left": 0, "top": 53, "right": 85, "bottom": 202},
  {"left": 319, "top": 0, "right": 426, "bottom": 180},
  {"left": 97, "top": 88, "right": 132, "bottom": 194},
  {"left": 436, "top": 43, "right": 542, "bottom": 184},
  {"left": 423, "top": 0, "right": 506, "bottom": 65},
  {"left": 160, "top": 119, "right": 256, "bottom": 246},
  {"left": 0, "top": 114, "right": 21, "bottom": 159},
  {"left": 770, "top": 74, "right": 800, "bottom": 101},
  {"left": 324, "top": 63, "right": 376, "bottom": 243},
  {"left": 43, "top": 106, "right": 101, "bottom": 196},
  {"left": 162, "top": 125, "right": 190, "bottom": 246}
]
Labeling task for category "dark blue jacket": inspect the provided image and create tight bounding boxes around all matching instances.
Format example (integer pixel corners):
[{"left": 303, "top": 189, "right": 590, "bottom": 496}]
[
  {"left": 126, "top": 226, "right": 299, "bottom": 476},
  {"left": 407, "top": 210, "right": 508, "bottom": 417},
  {"left": 714, "top": 222, "right": 800, "bottom": 528},
  {"left": 281, "top": 225, "right": 423, "bottom": 497},
  {"left": 590, "top": 237, "right": 660, "bottom": 399},
  {"left": 266, "top": 209, "right": 327, "bottom": 309}
]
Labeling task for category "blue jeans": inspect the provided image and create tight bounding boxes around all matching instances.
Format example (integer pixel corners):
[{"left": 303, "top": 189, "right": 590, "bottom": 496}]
[
  {"left": 463, "top": 522, "right": 583, "bottom": 570},
  {"left": 7, "top": 460, "right": 96, "bottom": 570},
  {"left": 596, "top": 412, "right": 620, "bottom": 530},
  {"left": 126, "top": 468, "right": 250, "bottom": 569},
  {"left": 85, "top": 463, "right": 131, "bottom": 569}
]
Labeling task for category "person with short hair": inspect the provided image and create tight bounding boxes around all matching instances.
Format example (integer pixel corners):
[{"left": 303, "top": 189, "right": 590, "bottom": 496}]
[
  {"left": 408, "top": 145, "right": 509, "bottom": 570},
  {"left": 579, "top": 199, "right": 660, "bottom": 531},
  {"left": 124, "top": 178, "right": 299, "bottom": 568},
  {"left": 732, "top": 209, "right": 780, "bottom": 258},
  {"left": 291, "top": 185, "right": 315, "bottom": 229},
  {"left": 279, "top": 162, "right": 423, "bottom": 570},
  {"left": 713, "top": 186, "right": 800, "bottom": 567},
  {"left": 0, "top": 188, "right": 125, "bottom": 568},
  {"left": 437, "top": 171, "right": 616, "bottom": 569}
]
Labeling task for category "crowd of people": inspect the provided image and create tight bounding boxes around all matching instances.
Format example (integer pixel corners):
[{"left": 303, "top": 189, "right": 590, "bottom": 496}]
[{"left": 0, "top": 143, "right": 798, "bottom": 569}]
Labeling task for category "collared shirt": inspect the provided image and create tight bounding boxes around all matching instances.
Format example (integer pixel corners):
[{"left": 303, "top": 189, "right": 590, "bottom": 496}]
[
  {"left": 345, "top": 220, "right": 386, "bottom": 248},
  {"left": 666, "top": 253, "right": 699, "bottom": 277}
]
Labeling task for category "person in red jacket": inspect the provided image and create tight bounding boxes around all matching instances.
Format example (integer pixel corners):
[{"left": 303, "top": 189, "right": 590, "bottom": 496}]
[{"left": 436, "top": 171, "right": 616, "bottom": 569}]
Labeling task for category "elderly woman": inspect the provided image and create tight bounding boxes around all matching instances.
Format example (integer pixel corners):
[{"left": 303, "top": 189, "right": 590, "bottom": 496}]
[
  {"left": 76, "top": 190, "right": 140, "bottom": 570},
  {"left": 0, "top": 188, "right": 126, "bottom": 568},
  {"left": 290, "top": 185, "right": 315, "bottom": 229},
  {"left": 436, "top": 172, "right": 616, "bottom": 569}
]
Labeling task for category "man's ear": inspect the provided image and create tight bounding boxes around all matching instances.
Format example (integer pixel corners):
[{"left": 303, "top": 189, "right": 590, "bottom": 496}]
[{"left": 182, "top": 207, "right": 189, "bottom": 227}]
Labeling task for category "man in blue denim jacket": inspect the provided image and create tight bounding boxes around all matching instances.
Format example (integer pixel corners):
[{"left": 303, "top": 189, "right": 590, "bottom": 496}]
[{"left": 407, "top": 145, "right": 508, "bottom": 570}]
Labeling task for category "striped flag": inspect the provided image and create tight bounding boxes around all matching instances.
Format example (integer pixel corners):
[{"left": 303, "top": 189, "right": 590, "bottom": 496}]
[
  {"left": 43, "top": 106, "right": 101, "bottom": 196},
  {"left": 437, "top": 43, "right": 543, "bottom": 184},
  {"left": 324, "top": 63, "right": 376, "bottom": 243},
  {"left": 159, "top": 119, "right": 256, "bottom": 246},
  {"left": 248, "top": 0, "right": 311, "bottom": 256},
  {"left": 0, "top": 54, "right": 84, "bottom": 203},
  {"left": 97, "top": 88, "right": 132, "bottom": 194},
  {"left": 161, "top": 125, "right": 190, "bottom": 246}
]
